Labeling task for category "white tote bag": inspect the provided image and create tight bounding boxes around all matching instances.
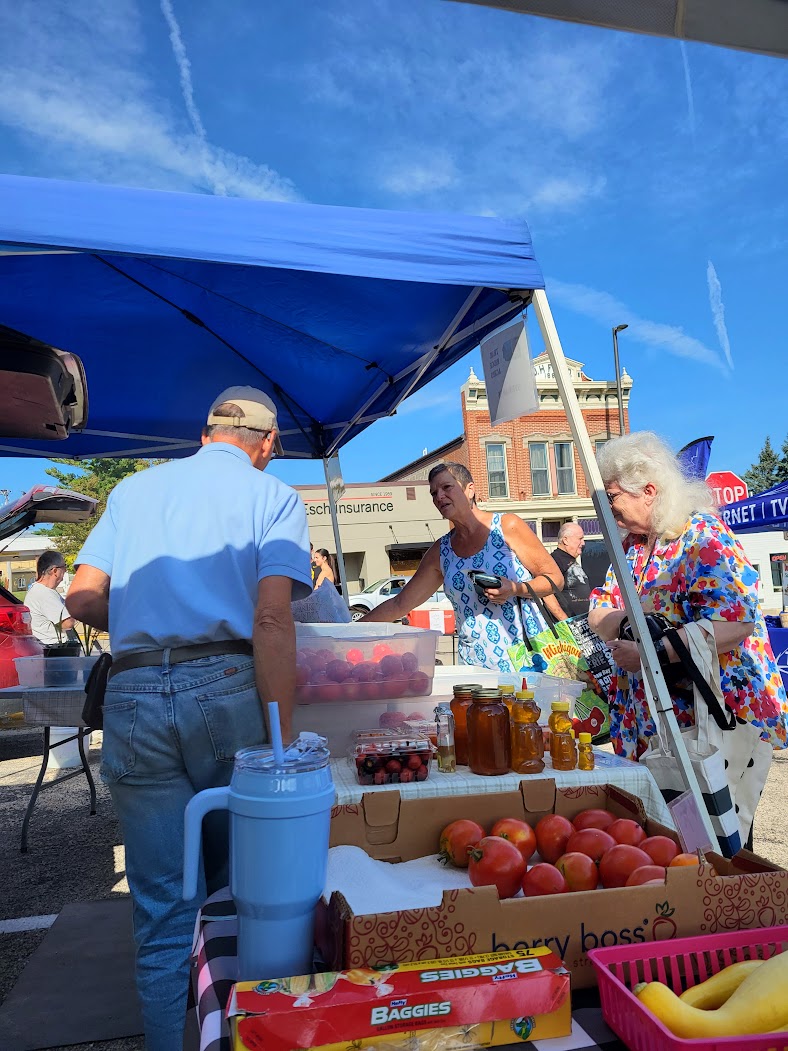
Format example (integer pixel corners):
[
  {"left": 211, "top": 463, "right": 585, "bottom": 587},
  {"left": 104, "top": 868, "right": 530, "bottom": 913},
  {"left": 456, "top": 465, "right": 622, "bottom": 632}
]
[{"left": 641, "top": 622, "right": 742, "bottom": 857}]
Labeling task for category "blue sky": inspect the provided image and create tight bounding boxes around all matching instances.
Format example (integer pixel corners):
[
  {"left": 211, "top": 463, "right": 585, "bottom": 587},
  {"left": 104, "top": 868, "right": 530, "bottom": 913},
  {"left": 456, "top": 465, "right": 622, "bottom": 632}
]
[{"left": 0, "top": 0, "right": 786, "bottom": 499}]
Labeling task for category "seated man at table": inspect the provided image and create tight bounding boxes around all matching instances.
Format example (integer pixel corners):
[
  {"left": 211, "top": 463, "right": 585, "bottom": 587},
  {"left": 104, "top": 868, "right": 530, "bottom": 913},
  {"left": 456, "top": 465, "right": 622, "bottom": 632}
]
[{"left": 66, "top": 387, "right": 312, "bottom": 1051}]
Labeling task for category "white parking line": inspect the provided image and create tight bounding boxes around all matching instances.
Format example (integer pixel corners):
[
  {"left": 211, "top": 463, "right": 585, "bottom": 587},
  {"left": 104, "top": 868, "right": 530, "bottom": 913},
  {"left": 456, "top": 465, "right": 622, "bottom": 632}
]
[{"left": 0, "top": 914, "right": 58, "bottom": 933}]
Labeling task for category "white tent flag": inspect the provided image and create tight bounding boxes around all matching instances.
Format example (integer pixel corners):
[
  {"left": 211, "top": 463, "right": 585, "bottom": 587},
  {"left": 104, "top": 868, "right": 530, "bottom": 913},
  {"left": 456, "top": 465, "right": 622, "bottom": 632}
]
[{"left": 479, "top": 318, "right": 539, "bottom": 425}]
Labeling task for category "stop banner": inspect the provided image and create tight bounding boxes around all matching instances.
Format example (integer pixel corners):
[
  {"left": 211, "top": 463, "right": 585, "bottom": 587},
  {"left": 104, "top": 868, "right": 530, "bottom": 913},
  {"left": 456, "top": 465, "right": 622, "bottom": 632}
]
[{"left": 707, "top": 471, "right": 749, "bottom": 505}]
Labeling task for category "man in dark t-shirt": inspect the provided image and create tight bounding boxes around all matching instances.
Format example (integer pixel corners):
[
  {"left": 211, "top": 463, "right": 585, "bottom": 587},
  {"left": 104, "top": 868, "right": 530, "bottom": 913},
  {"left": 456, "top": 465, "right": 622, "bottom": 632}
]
[{"left": 548, "top": 522, "right": 592, "bottom": 619}]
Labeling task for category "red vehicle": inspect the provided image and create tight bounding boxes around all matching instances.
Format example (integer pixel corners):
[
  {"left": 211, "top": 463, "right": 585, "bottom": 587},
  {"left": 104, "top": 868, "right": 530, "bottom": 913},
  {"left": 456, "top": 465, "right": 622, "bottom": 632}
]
[{"left": 0, "top": 486, "right": 97, "bottom": 688}]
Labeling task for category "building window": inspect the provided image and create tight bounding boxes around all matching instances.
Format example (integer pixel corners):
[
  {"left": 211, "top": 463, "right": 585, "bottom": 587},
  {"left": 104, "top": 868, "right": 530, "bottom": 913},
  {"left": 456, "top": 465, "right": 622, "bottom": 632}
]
[
  {"left": 555, "top": 442, "right": 575, "bottom": 494},
  {"left": 529, "top": 442, "right": 550, "bottom": 496},
  {"left": 406, "top": 487, "right": 416, "bottom": 500},
  {"left": 523, "top": 520, "right": 538, "bottom": 534},
  {"left": 541, "top": 520, "right": 562, "bottom": 541},
  {"left": 770, "top": 556, "right": 786, "bottom": 590},
  {"left": 485, "top": 442, "right": 508, "bottom": 499},
  {"left": 595, "top": 440, "right": 608, "bottom": 457},
  {"left": 578, "top": 517, "right": 600, "bottom": 535}
]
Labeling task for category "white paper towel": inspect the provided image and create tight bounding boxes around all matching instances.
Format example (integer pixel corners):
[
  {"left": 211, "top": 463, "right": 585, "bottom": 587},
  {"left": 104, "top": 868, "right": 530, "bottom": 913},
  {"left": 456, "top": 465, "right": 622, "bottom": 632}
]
[{"left": 323, "top": 845, "right": 472, "bottom": 914}]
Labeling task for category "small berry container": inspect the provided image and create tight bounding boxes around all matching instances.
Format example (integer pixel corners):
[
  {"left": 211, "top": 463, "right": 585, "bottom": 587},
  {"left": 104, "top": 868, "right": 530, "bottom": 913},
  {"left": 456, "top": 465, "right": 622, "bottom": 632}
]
[{"left": 349, "top": 728, "right": 434, "bottom": 787}]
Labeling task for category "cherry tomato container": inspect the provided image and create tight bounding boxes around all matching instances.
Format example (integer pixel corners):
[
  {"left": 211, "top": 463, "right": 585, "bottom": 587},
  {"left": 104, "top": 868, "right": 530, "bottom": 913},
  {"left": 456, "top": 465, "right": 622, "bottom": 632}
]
[
  {"left": 349, "top": 728, "right": 433, "bottom": 786},
  {"left": 294, "top": 624, "right": 439, "bottom": 704}
]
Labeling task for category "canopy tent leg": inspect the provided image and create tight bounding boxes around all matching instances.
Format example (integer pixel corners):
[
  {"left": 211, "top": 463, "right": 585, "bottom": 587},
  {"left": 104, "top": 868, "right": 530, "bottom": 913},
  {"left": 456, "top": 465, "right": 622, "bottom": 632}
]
[
  {"left": 323, "top": 456, "right": 349, "bottom": 601},
  {"left": 531, "top": 288, "right": 721, "bottom": 855}
]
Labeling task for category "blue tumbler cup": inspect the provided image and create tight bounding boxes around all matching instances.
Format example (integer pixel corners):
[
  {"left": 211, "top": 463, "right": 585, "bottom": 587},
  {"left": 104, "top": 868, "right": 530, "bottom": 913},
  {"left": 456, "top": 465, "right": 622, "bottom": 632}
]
[{"left": 183, "top": 739, "right": 334, "bottom": 981}]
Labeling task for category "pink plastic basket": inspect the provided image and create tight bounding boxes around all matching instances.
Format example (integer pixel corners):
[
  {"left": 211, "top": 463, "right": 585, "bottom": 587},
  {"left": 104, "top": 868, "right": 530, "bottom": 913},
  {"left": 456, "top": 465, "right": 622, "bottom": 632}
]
[{"left": 588, "top": 926, "right": 788, "bottom": 1051}]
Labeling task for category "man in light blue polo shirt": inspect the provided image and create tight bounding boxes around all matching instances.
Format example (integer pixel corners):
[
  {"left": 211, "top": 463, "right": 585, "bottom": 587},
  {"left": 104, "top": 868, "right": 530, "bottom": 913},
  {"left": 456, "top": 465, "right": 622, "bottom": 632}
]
[{"left": 67, "top": 386, "right": 312, "bottom": 1051}]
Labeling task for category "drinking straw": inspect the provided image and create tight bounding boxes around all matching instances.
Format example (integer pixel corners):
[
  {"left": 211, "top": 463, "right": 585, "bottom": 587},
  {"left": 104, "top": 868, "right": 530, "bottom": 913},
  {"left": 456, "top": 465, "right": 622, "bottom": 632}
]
[{"left": 267, "top": 701, "right": 286, "bottom": 765}]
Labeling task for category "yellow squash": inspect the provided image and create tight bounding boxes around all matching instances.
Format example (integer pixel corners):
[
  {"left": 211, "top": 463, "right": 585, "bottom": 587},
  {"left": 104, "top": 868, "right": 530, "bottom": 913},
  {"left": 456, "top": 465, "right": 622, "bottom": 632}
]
[
  {"left": 635, "top": 950, "right": 788, "bottom": 1038},
  {"left": 679, "top": 960, "right": 763, "bottom": 1009}
]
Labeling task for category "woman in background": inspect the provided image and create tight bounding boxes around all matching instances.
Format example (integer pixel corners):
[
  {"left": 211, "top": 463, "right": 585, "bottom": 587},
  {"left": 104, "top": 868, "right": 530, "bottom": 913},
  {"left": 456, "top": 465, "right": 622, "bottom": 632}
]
[
  {"left": 312, "top": 548, "right": 337, "bottom": 589},
  {"left": 363, "top": 462, "right": 561, "bottom": 673}
]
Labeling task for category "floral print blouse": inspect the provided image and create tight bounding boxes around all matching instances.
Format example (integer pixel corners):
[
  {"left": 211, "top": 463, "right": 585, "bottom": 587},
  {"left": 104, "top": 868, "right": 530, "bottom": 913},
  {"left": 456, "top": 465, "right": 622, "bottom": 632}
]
[{"left": 589, "top": 512, "right": 788, "bottom": 760}]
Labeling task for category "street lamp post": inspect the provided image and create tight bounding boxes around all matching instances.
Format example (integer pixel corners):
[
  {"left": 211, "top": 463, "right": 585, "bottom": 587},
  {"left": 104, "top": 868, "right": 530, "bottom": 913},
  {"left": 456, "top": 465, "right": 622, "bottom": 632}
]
[{"left": 612, "top": 324, "right": 628, "bottom": 435}]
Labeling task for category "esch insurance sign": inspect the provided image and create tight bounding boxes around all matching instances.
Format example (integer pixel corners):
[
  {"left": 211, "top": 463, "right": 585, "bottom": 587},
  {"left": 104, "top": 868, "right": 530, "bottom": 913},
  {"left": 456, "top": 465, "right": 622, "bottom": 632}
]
[{"left": 305, "top": 492, "right": 395, "bottom": 517}]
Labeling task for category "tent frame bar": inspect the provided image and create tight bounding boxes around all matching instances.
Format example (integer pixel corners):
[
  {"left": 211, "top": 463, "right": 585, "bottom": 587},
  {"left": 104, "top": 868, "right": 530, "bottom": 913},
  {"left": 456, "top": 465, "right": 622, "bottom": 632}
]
[{"left": 532, "top": 289, "right": 721, "bottom": 854}]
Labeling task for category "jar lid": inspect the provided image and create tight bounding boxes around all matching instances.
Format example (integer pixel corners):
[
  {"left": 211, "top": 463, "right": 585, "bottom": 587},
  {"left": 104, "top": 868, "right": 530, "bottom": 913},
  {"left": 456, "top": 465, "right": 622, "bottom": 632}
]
[
  {"left": 515, "top": 690, "right": 534, "bottom": 700},
  {"left": 453, "top": 683, "right": 482, "bottom": 697},
  {"left": 578, "top": 732, "right": 592, "bottom": 744},
  {"left": 551, "top": 700, "right": 571, "bottom": 712},
  {"left": 499, "top": 684, "right": 515, "bottom": 695},
  {"left": 472, "top": 687, "right": 502, "bottom": 700}
]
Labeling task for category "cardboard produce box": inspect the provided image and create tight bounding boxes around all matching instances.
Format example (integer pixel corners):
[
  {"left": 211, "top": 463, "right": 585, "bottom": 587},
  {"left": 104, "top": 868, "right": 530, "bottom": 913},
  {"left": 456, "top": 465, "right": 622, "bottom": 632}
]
[
  {"left": 228, "top": 948, "right": 571, "bottom": 1050},
  {"left": 318, "top": 780, "right": 788, "bottom": 988}
]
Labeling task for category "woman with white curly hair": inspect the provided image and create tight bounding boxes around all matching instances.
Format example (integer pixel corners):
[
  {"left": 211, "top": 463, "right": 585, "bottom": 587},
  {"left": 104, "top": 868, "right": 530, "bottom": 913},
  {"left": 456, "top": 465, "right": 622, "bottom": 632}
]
[{"left": 588, "top": 431, "right": 787, "bottom": 847}]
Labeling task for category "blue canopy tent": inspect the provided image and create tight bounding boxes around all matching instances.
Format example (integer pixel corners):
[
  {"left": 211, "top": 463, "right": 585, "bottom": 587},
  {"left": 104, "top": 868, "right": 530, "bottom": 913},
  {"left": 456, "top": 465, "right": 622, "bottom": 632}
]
[
  {"left": 0, "top": 172, "right": 721, "bottom": 849},
  {"left": 721, "top": 480, "right": 788, "bottom": 534}
]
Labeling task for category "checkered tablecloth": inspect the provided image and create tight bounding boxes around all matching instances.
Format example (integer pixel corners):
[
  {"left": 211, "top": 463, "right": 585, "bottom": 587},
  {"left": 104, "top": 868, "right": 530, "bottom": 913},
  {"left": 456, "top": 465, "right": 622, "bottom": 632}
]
[
  {"left": 330, "top": 752, "right": 674, "bottom": 827},
  {"left": 191, "top": 890, "right": 627, "bottom": 1051}
]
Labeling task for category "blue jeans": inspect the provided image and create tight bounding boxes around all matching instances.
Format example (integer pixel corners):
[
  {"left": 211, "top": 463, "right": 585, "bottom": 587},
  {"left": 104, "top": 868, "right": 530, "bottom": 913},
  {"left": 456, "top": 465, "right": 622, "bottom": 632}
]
[{"left": 101, "top": 652, "right": 267, "bottom": 1051}]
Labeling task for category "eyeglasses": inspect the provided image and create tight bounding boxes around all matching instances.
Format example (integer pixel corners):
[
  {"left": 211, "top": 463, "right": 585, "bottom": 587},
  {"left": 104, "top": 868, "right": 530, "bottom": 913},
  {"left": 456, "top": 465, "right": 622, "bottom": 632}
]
[{"left": 605, "top": 490, "right": 625, "bottom": 507}]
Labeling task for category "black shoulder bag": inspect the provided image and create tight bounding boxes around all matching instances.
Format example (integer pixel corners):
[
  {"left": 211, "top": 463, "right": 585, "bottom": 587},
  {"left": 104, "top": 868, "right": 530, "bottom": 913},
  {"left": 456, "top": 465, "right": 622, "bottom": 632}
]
[{"left": 82, "top": 653, "right": 113, "bottom": 730}]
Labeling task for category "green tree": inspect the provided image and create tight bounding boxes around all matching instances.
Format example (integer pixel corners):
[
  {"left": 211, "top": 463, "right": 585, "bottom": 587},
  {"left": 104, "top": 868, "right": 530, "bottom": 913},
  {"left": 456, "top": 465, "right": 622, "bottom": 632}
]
[
  {"left": 779, "top": 435, "right": 788, "bottom": 485},
  {"left": 42, "top": 458, "right": 161, "bottom": 567},
  {"left": 743, "top": 436, "right": 782, "bottom": 496}
]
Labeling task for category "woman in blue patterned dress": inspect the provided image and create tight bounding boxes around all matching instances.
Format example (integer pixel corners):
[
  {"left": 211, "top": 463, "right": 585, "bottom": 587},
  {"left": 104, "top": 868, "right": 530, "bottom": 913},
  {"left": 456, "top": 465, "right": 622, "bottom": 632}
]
[{"left": 362, "top": 462, "right": 562, "bottom": 672}]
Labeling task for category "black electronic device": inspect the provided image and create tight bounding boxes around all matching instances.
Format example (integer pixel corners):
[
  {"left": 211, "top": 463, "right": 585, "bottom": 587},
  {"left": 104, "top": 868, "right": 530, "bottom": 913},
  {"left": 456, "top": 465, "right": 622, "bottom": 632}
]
[{"left": 467, "top": 570, "right": 502, "bottom": 599}]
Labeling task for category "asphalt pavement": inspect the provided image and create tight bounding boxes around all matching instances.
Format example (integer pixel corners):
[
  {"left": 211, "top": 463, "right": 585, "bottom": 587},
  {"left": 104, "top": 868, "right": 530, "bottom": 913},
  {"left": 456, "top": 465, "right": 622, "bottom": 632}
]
[{"left": 2, "top": 724, "right": 788, "bottom": 1051}]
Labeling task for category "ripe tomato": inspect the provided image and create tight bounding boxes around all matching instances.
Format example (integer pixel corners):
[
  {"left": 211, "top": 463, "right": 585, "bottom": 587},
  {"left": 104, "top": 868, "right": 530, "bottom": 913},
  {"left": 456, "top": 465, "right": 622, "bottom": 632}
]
[
  {"left": 438, "top": 819, "right": 485, "bottom": 868},
  {"left": 373, "top": 643, "right": 394, "bottom": 660},
  {"left": 468, "top": 837, "right": 526, "bottom": 899},
  {"left": 572, "top": 808, "right": 616, "bottom": 832},
  {"left": 565, "top": 828, "right": 616, "bottom": 864},
  {"left": 555, "top": 851, "right": 599, "bottom": 892},
  {"left": 608, "top": 818, "right": 647, "bottom": 847},
  {"left": 625, "top": 865, "right": 667, "bottom": 887},
  {"left": 642, "top": 835, "right": 680, "bottom": 867},
  {"left": 534, "top": 814, "right": 574, "bottom": 864},
  {"left": 408, "top": 671, "right": 431, "bottom": 696},
  {"left": 669, "top": 852, "right": 701, "bottom": 868},
  {"left": 599, "top": 844, "right": 653, "bottom": 888},
  {"left": 522, "top": 863, "right": 568, "bottom": 897},
  {"left": 379, "top": 654, "right": 405, "bottom": 678},
  {"left": 346, "top": 648, "right": 364, "bottom": 665},
  {"left": 490, "top": 818, "right": 537, "bottom": 864}
]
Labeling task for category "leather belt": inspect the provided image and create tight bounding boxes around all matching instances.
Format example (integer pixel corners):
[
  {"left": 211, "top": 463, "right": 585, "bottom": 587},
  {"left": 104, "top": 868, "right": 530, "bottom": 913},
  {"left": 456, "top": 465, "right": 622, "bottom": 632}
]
[{"left": 109, "top": 639, "right": 253, "bottom": 678}]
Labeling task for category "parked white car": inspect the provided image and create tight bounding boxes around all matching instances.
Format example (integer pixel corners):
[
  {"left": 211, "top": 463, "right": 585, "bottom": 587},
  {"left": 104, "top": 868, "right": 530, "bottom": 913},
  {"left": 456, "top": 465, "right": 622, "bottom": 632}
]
[{"left": 348, "top": 576, "right": 407, "bottom": 620}]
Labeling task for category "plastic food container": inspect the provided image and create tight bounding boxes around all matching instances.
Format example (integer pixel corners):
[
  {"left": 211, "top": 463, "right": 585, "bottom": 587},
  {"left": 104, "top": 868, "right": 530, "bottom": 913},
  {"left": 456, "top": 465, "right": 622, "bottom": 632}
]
[
  {"left": 588, "top": 926, "right": 788, "bottom": 1051},
  {"left": 14, "top": 656, "right": 99, "bottom": 688},
  {"left": 293, "top": 698, "right": 437, "bottom": 757},
  {"left": 349, "top": 728, "right": 433, "bottom": 786},
  {"left": 294, "top": 624, "right": 439, "bottom": 704}
]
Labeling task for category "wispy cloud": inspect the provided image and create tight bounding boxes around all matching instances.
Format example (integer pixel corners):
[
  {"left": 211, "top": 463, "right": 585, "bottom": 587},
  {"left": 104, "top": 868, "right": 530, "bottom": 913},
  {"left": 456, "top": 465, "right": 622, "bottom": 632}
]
[
  {"left": 159, "top": 0, "right": 225, "bottom": 195},
  {"left": 548, "top": 278, "right": 730, "bottom": 373},
  {"left": 0, "top": 0, "right": 297, "bottom": 200},
  {"left": 706, "top": 261, "right": 734, "bottom": 370},
  {"left": 294, "top": 0, "right": 619, "bottom": 216}
]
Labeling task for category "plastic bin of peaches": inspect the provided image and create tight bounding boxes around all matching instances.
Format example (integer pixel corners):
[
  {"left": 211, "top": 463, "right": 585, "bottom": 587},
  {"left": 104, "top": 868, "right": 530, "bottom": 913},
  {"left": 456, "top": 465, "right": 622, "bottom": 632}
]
[
  {"left": 295, "top": 640, "right": 434, "bottom": 703},
  {"left": 440, "top": 809, "right": 703, "bottom": 899}
]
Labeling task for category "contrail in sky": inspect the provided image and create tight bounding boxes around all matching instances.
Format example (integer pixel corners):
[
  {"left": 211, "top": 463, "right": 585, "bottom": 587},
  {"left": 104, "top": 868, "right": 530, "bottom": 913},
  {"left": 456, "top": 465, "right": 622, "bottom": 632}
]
[
  {"left": 159, "top": 0, "right": 226, "bottom": 195},
  {"left": 707, "top": 261, "right": 734, "bottom": 371},
  {"left": 679, "top": 41, "right": 696, "bottom": 142}
]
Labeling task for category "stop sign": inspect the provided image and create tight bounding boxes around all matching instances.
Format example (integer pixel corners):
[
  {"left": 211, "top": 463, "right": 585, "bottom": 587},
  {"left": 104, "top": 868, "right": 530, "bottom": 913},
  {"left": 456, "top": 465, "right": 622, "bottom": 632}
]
[{"left": 706, "top": 471, "right": 749, "bottom": 504}]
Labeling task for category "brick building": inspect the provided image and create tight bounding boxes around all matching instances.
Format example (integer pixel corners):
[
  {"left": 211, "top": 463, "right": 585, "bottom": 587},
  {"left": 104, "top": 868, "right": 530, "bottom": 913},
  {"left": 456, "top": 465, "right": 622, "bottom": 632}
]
[{"left": 381, "top": 351, "right": 632, "bottom": 545}]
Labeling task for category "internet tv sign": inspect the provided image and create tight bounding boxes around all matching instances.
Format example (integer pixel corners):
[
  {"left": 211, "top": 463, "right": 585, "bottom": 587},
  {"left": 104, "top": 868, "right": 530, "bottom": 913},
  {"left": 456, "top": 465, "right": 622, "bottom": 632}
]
[{"left": 706, "top": 471, "right": 749, "bottom": 505}]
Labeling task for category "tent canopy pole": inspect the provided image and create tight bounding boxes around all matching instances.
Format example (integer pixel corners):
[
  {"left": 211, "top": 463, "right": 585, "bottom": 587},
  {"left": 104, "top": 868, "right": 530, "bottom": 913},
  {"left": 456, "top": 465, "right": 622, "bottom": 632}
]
[
  {"left": 532, "top": 289, "right": 721, "bottom": 854},
  {"left": 323, "top": 456, "right": 349, "bottom": 600}
]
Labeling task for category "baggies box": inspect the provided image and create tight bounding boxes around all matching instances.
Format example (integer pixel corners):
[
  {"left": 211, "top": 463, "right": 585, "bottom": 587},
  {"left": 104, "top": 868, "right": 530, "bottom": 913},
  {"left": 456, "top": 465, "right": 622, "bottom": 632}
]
[
  {"left": 317, "top": 780, "right": 788, "bottom": 989},
  {"left": 228, "top": 948, "right": 571, "bottom": 1050}
]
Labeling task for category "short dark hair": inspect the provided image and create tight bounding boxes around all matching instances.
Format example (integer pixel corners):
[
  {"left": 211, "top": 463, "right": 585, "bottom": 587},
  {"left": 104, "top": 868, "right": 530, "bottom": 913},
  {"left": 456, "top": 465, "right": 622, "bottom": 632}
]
[
  {"left": 428, "top": 462, "right": 476, "bottom": 506},
  {"left": 37, "top": 550, "right": 65, "bottom": 578}
]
